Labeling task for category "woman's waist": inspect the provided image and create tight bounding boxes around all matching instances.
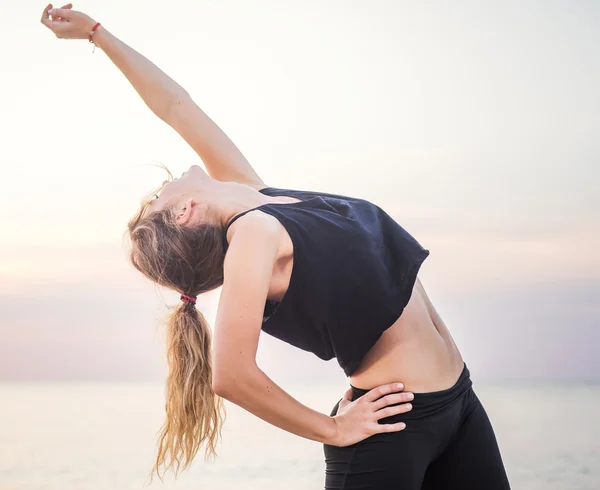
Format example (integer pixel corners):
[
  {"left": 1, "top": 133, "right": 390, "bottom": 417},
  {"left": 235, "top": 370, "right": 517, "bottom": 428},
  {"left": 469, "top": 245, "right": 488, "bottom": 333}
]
[
  {"left": 349, "top": 350, "right": 465, "bottom": 394},
  {"left": 348, "top": 309, "right": 464, "bottom": 393},
  {"left": 350, "top": 363, "right": 473, "bottom": 421}
]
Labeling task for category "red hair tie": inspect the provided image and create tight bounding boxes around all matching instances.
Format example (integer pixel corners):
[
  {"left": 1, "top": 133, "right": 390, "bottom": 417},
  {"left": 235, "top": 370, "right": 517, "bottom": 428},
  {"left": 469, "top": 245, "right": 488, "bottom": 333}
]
[{"left": 180, "top": 293, "right": 197, "bottom": 304}]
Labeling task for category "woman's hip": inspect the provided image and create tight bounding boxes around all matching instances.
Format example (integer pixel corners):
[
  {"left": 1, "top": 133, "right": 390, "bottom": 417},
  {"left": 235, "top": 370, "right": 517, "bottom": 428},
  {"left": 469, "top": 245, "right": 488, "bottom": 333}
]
[{"left": 324, "top": 368, "right": 485, "bottom": 489}]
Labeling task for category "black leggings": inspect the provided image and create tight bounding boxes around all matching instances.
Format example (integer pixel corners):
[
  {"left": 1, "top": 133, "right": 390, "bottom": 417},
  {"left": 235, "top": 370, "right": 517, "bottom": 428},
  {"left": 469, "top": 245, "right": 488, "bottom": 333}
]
[{"left": 324, "top": 364, "right": 511, "bottom": 489}]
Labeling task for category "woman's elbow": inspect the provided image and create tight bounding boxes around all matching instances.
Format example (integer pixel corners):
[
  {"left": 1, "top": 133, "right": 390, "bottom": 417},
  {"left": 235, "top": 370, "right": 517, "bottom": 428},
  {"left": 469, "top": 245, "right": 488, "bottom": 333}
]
[
  {"left": 212, "top": 364, "right": 257, "bottom": 399},
  {"left": 162, "top": 91, "right": 192, "bottom": 122},
  {"left": 212, "top": 375, "right": 232, "bottom": 399}
]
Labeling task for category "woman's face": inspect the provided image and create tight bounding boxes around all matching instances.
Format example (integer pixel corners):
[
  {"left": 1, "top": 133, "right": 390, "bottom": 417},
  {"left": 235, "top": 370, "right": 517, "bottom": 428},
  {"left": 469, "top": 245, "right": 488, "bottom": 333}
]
[{"left": 144, "top": 164, "right": 208, "bottom": 223}]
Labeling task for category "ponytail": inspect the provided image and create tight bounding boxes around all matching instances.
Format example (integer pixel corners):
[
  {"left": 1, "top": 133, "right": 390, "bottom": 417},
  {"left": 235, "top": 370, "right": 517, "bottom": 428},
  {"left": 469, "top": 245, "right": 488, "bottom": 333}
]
[{"left": 151, "top": 301, "right": 226, "bottom": 480}]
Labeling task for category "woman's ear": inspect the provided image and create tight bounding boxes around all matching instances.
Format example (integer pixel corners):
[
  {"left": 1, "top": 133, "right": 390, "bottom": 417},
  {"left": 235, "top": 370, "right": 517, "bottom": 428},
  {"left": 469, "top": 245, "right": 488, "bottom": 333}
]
[{"left": 175, "top": 197, "right": 196, "bottom": 226}]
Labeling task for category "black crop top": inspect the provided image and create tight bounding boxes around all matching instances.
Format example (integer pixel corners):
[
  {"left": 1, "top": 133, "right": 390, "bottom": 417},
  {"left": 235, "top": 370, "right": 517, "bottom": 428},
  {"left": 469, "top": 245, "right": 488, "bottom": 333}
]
[{"left": 224, "top": 186, "right": 430, "bottom": 377}]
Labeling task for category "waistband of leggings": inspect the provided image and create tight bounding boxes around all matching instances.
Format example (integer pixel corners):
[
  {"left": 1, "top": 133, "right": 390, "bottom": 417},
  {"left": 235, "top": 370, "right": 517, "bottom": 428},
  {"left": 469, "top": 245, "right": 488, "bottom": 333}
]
[{"left": 349, "top": 363, "right": 472, "bottom": 420}]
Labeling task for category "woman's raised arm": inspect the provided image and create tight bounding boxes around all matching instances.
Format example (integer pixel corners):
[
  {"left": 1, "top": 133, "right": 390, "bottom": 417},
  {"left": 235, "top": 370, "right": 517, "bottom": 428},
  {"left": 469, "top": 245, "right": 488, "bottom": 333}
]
[{"left": 41, "top": 4, "right": 264, "bottom": 187}]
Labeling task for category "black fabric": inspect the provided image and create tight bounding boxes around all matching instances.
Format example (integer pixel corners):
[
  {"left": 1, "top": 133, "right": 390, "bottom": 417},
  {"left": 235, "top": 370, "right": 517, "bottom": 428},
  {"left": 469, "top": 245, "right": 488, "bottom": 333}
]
[
  {"left": 324, "top": 365, "right": 511, "bottom": 489},
  {"left": 224, "top": 186, "right": 430, "bottom": 376}
]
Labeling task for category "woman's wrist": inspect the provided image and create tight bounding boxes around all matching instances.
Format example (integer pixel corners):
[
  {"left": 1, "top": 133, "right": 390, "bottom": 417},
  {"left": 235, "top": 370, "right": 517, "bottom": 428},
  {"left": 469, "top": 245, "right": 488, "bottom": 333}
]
[
  {"left": 320, "top": 415, "right": 339, "bottom": 445},
  {"left": 90, "top": 24, "right": 108, "bottom": 49}
]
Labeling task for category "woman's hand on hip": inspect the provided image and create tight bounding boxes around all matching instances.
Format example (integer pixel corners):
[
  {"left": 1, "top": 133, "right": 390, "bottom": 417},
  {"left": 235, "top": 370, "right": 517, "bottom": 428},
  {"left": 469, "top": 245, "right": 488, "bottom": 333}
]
[
  {"left": 328, "top": 382, "right": 413, "bottom": 447},
  {"left": 40, "top": 3, "right": 97, "bottom": 40}
]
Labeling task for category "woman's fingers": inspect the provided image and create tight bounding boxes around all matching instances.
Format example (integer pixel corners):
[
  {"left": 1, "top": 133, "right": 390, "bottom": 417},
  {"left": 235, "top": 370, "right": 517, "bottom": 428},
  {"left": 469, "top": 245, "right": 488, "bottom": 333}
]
[
  {"left": 40, "top": 3, "right": 53, "bottom": 27},
  {"left": 59, "top": 3, "right": 73, "bottom": 15},
  {"left": 40, "top": 3, "right": 70, "bottom": 32},
  {"left": 371, "top": 391, "right": 414, "bottom": 411},
  {"left": 361, "top": 382, "right": 404, "bottom": 403},
  {"left": 376, "top": 421, "right": 407, "bottom": 433},
  {"left": 48, "top": 8, "right": 74, "bottom": 21},
  {"left": 55, "top": 4, "right": 72, "bottom": 22},
  {"left": 364, "top": 385, "right": 413, "bottom": 433},
  {"left": 374, "top": 402, "right": 412, "bottom": 420},
  {"left": 42, "top": 7, "right": 75, "bottom": 38}
]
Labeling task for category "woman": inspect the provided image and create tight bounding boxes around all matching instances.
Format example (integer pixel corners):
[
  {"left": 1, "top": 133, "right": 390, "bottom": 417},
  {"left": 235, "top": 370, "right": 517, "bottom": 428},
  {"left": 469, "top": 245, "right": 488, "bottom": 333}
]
[{"left": 41, "top": 5, "right": 511, "bottom": 489}]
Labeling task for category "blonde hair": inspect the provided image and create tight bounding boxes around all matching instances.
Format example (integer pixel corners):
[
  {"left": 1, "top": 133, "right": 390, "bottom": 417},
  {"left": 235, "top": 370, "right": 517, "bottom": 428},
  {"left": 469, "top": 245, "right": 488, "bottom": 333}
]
[{"left": 125, "top": 163, "right": 226, "bottom": 480}]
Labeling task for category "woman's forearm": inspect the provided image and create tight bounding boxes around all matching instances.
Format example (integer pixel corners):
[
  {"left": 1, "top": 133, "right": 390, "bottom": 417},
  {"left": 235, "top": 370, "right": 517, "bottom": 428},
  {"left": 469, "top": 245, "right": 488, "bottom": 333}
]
[
  {"left": 215, "top": 366, "right": 337, "bottom": 444},
  {"left": 93, "top": 25, "right": 187, "bottom": 120}
]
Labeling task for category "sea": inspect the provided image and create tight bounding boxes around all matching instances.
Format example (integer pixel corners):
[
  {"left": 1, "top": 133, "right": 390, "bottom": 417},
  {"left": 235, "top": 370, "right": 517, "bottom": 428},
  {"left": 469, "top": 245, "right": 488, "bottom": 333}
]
[{"left": 0, "top": 381, "right": 598, "bottom": 490}]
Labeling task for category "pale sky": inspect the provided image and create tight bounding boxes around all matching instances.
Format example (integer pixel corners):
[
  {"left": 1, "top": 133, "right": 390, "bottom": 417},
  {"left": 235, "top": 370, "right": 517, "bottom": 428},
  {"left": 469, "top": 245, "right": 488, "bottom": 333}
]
[{"left": 1, "top": 0, "right": 598, "bottom": 382}]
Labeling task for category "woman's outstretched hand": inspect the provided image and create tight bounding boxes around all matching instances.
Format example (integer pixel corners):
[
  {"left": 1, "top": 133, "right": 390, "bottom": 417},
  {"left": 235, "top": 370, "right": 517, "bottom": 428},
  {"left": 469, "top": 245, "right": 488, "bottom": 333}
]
[
  {"left": 329, "top": 382, "right": 413, "bottom": 447},
  {"left": 40, "top": 3, "right": 97, "bottom": 40}
]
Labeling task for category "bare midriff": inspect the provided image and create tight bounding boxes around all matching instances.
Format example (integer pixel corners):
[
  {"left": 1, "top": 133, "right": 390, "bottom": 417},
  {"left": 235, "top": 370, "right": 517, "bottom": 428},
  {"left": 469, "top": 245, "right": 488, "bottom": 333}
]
[{"left": 348, "top": 278, "right": 465, "bottom": 393}]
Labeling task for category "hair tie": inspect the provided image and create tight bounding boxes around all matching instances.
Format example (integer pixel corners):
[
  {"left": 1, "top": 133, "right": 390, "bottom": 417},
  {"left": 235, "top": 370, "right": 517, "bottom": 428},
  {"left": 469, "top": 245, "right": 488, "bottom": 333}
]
[{"left": 180, "top": 293, "right": 197, "bottom": 304}]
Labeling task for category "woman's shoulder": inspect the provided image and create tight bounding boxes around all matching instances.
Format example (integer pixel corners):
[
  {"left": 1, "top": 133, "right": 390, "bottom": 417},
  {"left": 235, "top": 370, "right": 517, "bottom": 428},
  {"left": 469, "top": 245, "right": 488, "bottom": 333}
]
[
  {"left": 222, "top": 210, "right": 284, "bottom": 271},
  {"left": 225, "top": 207, "right": 283, "bottom": 245}
]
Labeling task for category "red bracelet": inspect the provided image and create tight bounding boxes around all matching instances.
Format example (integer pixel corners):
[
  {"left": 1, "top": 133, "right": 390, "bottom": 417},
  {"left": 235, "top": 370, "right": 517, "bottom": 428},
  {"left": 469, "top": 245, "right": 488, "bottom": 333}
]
[{"left": 88, "top": 22, "right": 101, "bottom": 43}]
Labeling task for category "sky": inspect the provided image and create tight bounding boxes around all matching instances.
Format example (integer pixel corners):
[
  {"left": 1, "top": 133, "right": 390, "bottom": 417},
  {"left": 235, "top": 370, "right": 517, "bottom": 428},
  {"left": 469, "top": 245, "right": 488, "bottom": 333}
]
[{"left": 0, "top": 0, "right": 598, "bottom": 382}]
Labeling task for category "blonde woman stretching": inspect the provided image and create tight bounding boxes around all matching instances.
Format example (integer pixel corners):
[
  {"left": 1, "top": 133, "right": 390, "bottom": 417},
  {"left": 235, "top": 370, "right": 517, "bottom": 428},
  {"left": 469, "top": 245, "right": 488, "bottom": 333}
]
[{"left": 41, "top": 5, "right": 510, "bottom": 489}]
